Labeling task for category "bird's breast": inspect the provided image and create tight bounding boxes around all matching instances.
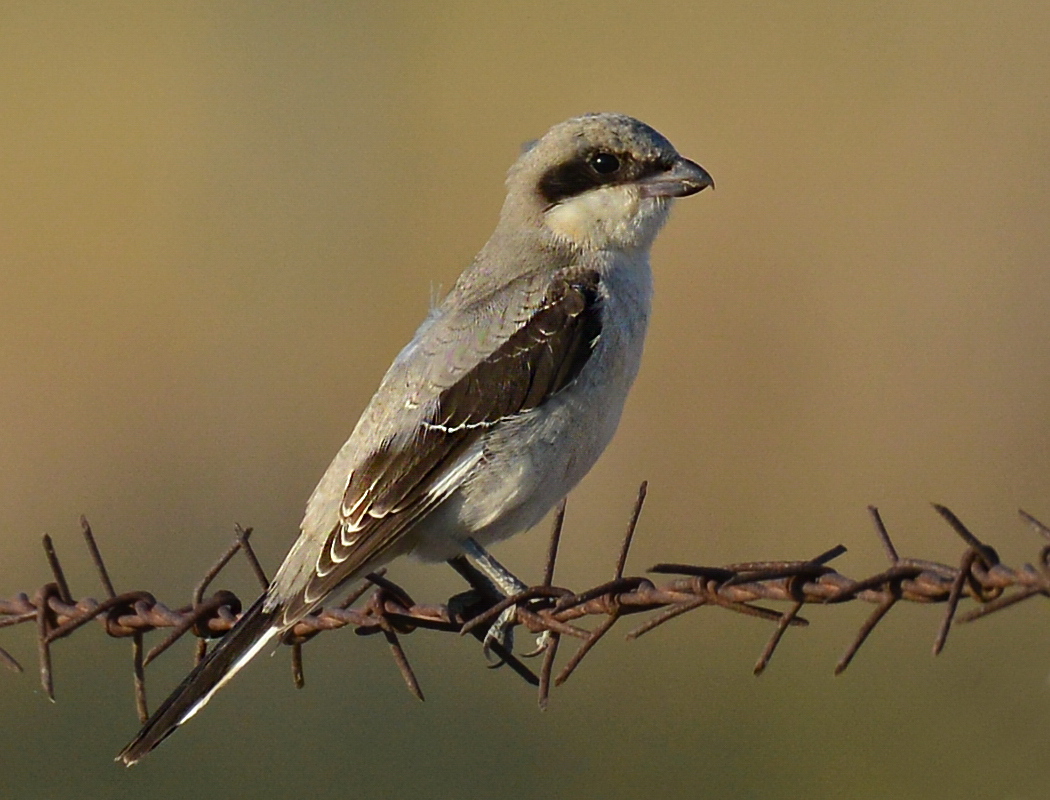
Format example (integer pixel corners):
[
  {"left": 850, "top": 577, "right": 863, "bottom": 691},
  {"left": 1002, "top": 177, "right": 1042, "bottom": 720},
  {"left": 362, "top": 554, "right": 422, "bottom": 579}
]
[{"left": 440, "top": 254, "right": 653, "bottom": 546}]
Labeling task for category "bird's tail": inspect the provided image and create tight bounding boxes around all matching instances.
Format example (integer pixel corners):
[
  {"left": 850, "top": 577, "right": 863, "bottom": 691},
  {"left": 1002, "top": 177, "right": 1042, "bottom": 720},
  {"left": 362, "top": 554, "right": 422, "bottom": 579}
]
[{"left": 116, "top": 594, "right": 280, "bottom": 766}]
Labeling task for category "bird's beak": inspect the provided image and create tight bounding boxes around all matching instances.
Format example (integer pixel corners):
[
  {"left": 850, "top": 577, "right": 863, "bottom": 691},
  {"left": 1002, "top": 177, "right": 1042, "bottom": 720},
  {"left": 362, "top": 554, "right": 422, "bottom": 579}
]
[{"left": 639, "top": 157, "right": 714, "bottom": 198}]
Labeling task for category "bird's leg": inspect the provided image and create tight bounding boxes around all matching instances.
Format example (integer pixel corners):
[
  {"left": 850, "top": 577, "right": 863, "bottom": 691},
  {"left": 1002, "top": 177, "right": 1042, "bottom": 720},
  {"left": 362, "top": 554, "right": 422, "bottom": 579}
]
[
  {"left": 461, "top": 537, "right": 528, "bottom": 595},
  {"left": 453, "top": 538, "right": 549, "bottom": 660}
]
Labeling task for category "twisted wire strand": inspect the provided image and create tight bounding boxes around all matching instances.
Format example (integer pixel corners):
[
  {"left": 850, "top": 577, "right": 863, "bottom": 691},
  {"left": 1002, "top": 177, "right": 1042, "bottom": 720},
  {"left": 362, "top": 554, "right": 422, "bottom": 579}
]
[{"left": 2, "top": 485, "right": 1047, "bottom": 719}]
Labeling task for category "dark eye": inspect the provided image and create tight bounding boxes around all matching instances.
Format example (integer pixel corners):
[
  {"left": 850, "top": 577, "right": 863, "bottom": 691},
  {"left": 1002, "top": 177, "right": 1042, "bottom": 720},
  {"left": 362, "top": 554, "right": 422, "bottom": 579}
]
[{"left": 588, "top": 152, "right": 620, "bottom": 174}]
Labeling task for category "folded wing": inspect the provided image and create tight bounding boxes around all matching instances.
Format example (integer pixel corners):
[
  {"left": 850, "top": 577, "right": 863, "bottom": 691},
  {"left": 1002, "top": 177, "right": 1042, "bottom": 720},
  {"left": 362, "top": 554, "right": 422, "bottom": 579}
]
[{"left": 274, "top": 269, "right": 603, "bottom": 624}]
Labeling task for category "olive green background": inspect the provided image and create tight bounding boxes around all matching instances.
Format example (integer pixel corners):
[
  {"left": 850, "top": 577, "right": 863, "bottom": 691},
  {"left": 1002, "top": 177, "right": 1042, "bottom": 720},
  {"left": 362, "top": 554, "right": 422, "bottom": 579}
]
[{"left": 2, "top": 2, "right": 1049, "bottom": 798}]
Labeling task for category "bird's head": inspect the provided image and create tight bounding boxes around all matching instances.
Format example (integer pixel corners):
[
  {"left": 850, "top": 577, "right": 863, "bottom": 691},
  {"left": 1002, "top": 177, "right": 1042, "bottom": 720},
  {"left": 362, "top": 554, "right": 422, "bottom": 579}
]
[{"left": 503, "top": 113, "right": 713, "bottom": 252}]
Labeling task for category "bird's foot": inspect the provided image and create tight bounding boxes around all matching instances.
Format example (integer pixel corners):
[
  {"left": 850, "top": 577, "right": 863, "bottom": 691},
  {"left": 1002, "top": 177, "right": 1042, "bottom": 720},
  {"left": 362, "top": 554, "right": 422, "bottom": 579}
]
[
  {"left": 481, "top": 608, "right": 554, "bottom": 663},
  {"left": 451, "top": 538, "right": 553, "bottom": 662}
]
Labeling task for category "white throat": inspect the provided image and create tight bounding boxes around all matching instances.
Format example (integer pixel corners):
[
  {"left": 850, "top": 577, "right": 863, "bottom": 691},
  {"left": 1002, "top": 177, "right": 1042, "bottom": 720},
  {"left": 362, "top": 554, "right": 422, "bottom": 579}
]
[{"left": 543, "top": 185, "right": 672, "bottom": 251}]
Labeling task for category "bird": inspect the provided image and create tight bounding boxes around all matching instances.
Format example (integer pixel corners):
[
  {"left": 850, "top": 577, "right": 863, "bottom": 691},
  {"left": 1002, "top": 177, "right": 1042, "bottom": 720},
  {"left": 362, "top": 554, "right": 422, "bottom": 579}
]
[{"left": 116, "top": 112, "right": 712, "bottom": 765}]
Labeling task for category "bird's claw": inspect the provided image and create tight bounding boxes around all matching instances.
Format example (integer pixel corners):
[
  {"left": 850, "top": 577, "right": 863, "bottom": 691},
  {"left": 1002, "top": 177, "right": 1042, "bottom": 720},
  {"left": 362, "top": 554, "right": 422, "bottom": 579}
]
[
  {"left": 481, "top": 605, "right": 518, "bottom": 664},
  {"left": 521, "top": 629, "right": 554, "bottom": 658}
]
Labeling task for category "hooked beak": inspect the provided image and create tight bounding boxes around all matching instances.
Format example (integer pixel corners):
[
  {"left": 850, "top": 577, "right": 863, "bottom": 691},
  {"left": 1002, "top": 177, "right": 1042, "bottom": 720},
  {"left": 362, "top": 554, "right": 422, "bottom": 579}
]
[{"left": 639, "top": 157, "right": 714, "bottom": 198}]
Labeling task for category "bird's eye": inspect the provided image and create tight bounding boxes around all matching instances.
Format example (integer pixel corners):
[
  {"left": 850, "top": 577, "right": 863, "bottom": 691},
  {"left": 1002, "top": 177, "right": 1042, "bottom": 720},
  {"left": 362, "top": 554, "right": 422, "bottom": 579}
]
[{"left": 588, "top": 152, "right": 620, "bottom": 174}]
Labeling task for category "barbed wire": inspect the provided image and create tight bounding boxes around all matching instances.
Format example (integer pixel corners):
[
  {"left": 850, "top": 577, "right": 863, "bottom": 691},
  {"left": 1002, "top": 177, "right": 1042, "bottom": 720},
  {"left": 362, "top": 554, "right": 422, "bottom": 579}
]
[{"left": 2, "top": 482, "right": 1048, "bottom": 723}]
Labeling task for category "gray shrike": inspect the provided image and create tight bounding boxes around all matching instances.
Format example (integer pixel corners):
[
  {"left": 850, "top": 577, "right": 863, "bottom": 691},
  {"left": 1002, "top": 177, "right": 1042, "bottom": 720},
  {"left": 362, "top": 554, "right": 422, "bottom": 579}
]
[{"left": 117, "top": 112, "right": 712, "bottom": 765}]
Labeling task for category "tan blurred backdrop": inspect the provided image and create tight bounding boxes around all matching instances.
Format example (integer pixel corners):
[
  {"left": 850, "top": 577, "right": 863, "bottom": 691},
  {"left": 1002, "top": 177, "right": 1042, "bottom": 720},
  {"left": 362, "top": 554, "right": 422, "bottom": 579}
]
[{"left": 2, "top": 2, "right": 1049, "bottom": 797}]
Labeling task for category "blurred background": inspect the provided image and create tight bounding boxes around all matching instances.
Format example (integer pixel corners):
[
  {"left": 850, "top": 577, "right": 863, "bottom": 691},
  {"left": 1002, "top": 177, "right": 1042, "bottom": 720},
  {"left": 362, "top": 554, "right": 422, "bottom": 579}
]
[{"left": 2, "top": 1, "right": 1049, "bottom": 797}]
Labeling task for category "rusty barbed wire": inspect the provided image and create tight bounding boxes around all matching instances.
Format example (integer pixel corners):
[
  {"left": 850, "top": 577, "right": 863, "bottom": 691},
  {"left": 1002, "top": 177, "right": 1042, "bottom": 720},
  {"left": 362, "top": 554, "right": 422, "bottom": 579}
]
[{"left": 2, "top": 482, "right": 1049, "bottom": 722}]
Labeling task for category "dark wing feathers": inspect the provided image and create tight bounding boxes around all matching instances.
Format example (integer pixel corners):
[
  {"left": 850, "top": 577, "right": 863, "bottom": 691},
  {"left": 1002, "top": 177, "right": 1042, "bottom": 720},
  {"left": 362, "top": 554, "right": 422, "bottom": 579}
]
[{"left": 281, "top": 270, "right": 602, "bottom": 622}]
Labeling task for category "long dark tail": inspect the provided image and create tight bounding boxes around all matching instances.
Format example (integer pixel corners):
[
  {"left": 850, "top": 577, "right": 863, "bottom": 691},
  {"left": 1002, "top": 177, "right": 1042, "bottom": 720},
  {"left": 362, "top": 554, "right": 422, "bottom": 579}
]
[{"left": 116, "top": 594, "right": 279, "bottom": 766}]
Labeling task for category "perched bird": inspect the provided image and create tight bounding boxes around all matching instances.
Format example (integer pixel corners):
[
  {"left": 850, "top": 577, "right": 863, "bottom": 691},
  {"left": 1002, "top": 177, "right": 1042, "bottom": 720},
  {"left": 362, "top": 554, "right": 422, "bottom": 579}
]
[{"left": 117, "top": 112, "right": 712, "bottom": 765}]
